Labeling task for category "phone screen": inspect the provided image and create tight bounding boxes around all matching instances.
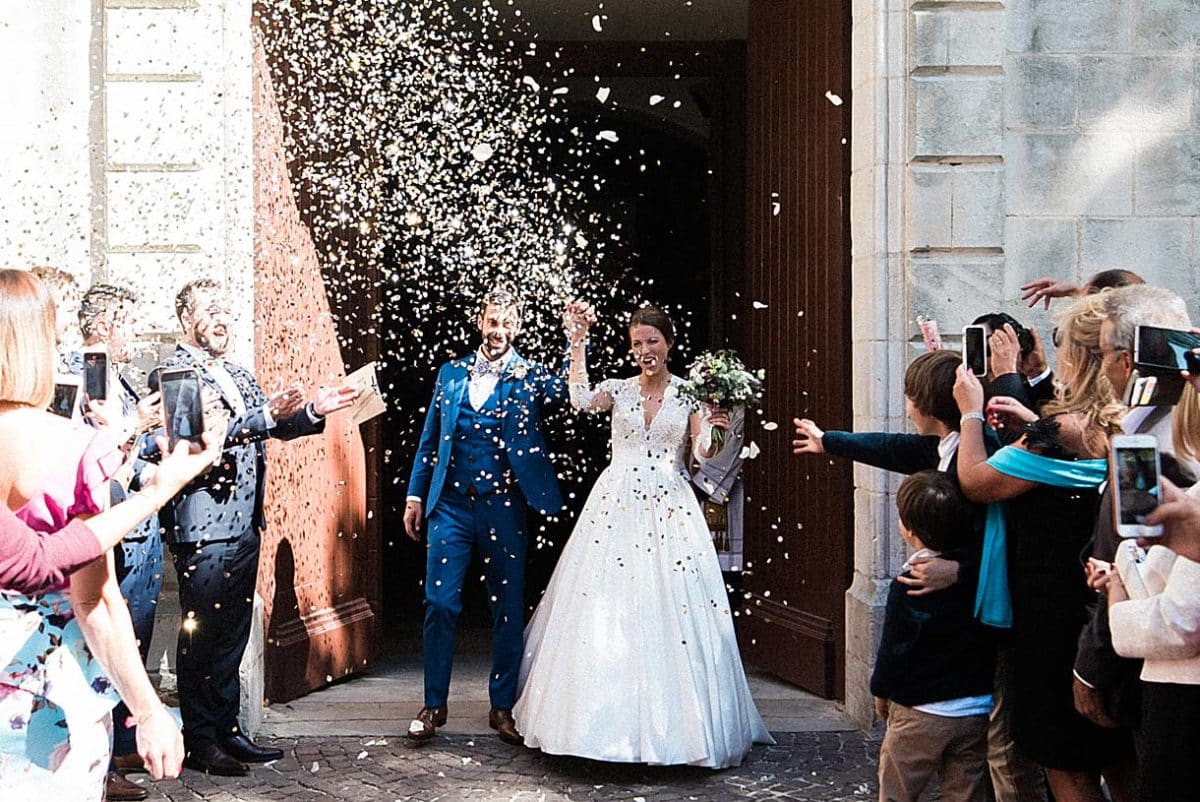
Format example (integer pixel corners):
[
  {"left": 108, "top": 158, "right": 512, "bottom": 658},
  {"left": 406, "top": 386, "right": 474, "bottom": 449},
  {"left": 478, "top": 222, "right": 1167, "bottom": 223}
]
[
  {"left": 1114, "top": 445, "right": 1160, "bottom": 528},
  {"left": 51, "top": 382, "right": 79, "bottom": 418},
  {"left": 1136, "top": 326, "right": 1200, "bottom": 372},
  {"left": 161, "top": 370, "right": 204, "bottom": 449},
  {"left": 83, "top": 351, "right": 108, "bottom": 401},
  {"left": 964, "top": 326, "right": 987, "bottom": 376}
]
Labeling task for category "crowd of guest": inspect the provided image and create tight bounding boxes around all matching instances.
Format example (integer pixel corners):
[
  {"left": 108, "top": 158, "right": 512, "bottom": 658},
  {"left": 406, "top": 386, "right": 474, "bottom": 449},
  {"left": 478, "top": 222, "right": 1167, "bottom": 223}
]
[
  {"left": 795, "top": 270, "right": 1200, "bottom": 802},
  {"left": 0, "top": 267, "right": 357, "bottom": 800}
]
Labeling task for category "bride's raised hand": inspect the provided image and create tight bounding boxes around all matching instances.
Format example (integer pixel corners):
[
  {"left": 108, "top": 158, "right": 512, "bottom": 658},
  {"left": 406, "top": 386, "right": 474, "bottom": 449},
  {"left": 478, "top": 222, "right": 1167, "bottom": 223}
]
[{"left": 563, "top": 298, "right": 592, "bottom": 345}]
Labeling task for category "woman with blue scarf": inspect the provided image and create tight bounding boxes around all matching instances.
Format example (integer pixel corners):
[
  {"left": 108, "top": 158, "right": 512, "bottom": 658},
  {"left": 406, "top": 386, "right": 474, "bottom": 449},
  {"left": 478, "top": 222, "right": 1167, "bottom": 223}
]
[{"left": 953, "top": 293, "right": 1134, "bottom": 802}]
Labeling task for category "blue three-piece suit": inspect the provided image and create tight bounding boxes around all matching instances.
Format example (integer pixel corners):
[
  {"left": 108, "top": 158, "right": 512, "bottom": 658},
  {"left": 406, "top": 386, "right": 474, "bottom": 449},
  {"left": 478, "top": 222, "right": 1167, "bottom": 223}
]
[{"left": 407, "top": 351, "right": 566, "bottom": 710}]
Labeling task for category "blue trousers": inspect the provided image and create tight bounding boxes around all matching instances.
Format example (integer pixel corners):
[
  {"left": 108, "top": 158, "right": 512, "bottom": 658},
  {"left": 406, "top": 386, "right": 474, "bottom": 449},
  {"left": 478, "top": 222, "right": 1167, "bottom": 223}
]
[
  {"left": 111, "top": 530, "right": 164, "bottom": 757},
  {"left": 169, "top": 531, "right": 260, "bottom": 752},
  {"left": 423, "top": 489, "right": 527, "bottom": 710}
]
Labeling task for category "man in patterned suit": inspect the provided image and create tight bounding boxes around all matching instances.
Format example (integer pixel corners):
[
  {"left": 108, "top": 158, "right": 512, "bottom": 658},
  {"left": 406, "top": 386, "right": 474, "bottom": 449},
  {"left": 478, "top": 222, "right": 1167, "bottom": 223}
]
[
  {"left": 71, "top": 283, "right": 163, "bottom": 800},
  {"left": 403, "top": 288, "right": 570, "bottom": 746},
  {"left": 154, "top": 279, "right": 357, "bottom": 776}
]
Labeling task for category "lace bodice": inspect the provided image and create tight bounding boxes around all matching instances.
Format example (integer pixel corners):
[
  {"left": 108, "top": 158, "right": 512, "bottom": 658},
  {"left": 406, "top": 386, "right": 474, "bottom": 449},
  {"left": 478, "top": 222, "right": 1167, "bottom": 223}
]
[{"left": 571, "top": 376, "right": 695, "bottom": 471}]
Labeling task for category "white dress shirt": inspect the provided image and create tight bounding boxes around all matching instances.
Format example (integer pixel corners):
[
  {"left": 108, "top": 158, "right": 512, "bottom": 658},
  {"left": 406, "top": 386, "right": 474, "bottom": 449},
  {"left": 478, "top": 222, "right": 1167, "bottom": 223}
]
[
  {"left": 937, "top": 431, "right": 961, "bottom": 472},
  {"left": 468, "top": 348, "right": 514, "bottom": 411}
]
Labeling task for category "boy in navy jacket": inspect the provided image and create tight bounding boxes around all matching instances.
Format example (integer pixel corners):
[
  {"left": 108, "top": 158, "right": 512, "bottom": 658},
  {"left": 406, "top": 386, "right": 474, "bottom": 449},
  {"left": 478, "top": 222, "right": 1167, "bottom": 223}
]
[{"left": 872, "top": 470, "right": 996, "bottom": 802}]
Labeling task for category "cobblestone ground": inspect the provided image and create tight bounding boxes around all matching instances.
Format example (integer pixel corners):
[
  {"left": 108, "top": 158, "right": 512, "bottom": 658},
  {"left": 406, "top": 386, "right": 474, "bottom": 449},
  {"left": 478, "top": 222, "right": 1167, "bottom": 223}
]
[{"left": 139, "top": 732, "right": 880, "bottom": 801}]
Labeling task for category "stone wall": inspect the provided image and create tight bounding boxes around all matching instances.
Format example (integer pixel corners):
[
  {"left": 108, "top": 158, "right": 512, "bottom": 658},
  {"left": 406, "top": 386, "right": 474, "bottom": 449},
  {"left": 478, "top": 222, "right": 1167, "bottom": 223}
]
[{"left": 847, "top": 0, "right": 1200, "bottom": 728}]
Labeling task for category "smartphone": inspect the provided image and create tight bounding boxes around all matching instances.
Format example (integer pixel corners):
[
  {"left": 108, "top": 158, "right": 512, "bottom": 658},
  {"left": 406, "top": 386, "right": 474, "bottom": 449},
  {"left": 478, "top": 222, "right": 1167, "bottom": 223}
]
[
  {"left": 1134, "top": 325, "right": 1200, "bottom": 373},
  {"left": 1110, "top": 434, "right": 1164, "bottom": 538},
  {"left": 962, "top": 324, "right": 988, "bottom": 377},
  {"left": 1123, "top": 369, "right": 1186, "bottom": 407},
  {"left": 50, "top": 375, "right": 82, "bottom": 419},
  {"left": 159, "top": 367, "right": 205, "bottom": 449},
  {"left": 82, "top": 348, "right": 108, "bottom": 401}
]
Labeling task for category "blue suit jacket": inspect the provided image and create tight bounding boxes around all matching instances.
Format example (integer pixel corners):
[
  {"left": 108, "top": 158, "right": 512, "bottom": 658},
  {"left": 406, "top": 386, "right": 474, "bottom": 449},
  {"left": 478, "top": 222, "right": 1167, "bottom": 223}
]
[
  {"left": 151, "top": 346, "right": 324, "bottom": 544},
  {"left": 407, "top": 352, "right": 567, "bottom": 516}
]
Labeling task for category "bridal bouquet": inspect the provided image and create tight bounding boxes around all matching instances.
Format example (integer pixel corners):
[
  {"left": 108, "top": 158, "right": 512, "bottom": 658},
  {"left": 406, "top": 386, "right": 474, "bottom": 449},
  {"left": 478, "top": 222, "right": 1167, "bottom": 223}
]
[{"left": 677, "top": 349, "right": 764, "bottom": 450}]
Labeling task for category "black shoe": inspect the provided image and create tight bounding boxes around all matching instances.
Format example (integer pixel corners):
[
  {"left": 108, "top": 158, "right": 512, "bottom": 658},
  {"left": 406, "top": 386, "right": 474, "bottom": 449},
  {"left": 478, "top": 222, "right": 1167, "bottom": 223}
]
[
  {"left": 183, "top": 743, "right": 249, "bottom": 776},
  {"left": 219, "top": 732, "right": 284, "bottom": 763}
]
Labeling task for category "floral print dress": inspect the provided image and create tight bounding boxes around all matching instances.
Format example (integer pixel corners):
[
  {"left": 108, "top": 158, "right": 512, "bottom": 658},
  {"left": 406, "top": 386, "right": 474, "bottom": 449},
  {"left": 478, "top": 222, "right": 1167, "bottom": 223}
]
[{"left": 0, "top": 428, "right": 122, "bottom": 800}]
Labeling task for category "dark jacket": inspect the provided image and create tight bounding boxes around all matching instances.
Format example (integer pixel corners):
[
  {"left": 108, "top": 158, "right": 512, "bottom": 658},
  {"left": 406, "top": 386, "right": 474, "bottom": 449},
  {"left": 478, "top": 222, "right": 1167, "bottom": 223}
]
[
  {"left": 870, "top": 554, "right": 997, "bottom": 706},
  {"left": 151, "top": 346, "right": 324, "bottom": 544}
]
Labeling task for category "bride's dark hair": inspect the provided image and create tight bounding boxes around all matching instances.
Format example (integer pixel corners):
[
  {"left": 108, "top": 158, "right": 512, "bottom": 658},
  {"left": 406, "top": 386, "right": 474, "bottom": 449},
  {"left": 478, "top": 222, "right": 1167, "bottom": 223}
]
[{"left": 629, "top": 306, "right": 675, "bottom": 345}]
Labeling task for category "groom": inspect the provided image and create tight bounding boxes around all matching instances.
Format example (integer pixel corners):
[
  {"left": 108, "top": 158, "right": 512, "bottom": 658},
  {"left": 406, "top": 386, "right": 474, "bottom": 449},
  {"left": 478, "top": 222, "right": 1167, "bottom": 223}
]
[{"left": 403, "top": 288, "right": 567, "bottom": 745}]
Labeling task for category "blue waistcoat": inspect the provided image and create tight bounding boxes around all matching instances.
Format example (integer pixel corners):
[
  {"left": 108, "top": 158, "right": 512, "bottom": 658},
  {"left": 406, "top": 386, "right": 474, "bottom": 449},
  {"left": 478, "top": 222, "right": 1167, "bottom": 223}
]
[{"left": 444, "top": 387, "right": 513, "bottom": 497}]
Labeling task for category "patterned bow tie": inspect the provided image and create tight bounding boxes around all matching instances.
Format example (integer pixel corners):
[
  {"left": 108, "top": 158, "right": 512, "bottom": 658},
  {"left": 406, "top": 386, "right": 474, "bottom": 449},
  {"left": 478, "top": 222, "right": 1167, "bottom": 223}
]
[{"left": 473, "top": 355, "right": 505, "bottom": 378}]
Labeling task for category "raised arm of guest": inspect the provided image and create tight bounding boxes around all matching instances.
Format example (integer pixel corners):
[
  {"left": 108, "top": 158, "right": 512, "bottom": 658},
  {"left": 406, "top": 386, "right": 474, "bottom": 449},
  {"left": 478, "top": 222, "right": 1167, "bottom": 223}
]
[{"left": 0, "top": 434, "right": 220, "bottom": 595}]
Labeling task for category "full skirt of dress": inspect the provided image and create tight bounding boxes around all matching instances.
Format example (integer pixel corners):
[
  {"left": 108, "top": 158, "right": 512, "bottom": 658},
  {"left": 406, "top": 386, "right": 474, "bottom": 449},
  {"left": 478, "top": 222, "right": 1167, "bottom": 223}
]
[{"left": 513, "top": 459, "right": 773, "bottom": 768}]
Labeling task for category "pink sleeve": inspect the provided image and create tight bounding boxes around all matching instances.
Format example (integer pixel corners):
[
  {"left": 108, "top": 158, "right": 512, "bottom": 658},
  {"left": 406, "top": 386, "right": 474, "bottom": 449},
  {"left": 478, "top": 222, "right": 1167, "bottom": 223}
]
[
  {"left": 67, "top": 431, "right": 124, "bottom": 518},
  {"left": 0, "top": 510, "right": 104, "bottom": 594}
]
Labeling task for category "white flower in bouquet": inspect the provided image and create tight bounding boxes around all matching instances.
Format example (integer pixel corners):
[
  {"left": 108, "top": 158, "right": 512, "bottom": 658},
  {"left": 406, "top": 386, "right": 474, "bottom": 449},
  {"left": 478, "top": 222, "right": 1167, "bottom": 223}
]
[{"left": 677, "top": 350, "right": 765, "bottom": 449}]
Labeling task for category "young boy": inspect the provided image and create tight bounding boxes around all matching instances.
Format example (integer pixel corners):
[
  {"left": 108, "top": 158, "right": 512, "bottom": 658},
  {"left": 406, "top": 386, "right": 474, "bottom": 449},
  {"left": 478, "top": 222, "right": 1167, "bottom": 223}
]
[{"left": 871, "top": 470, "right": 996, "bottom": 802}]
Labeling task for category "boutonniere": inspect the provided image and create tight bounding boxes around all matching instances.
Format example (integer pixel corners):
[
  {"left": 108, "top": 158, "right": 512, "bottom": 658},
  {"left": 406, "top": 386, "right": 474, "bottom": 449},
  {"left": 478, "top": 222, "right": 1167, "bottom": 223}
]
[{"left": 509, "top": 362, "right": 529, "bottom": 381}]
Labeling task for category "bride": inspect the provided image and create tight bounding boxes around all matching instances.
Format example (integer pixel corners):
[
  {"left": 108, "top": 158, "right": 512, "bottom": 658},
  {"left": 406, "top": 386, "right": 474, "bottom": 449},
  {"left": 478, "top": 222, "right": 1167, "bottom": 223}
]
[{"left": 513, "top": 302, "right": 773, "bottom": 768}]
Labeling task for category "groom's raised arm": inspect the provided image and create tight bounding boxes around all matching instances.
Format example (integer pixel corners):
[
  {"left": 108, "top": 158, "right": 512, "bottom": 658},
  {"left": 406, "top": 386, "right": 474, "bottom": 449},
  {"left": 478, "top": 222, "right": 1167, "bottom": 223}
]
[{"left": 407, "top": 364, "right": 448, "bottom": 501}]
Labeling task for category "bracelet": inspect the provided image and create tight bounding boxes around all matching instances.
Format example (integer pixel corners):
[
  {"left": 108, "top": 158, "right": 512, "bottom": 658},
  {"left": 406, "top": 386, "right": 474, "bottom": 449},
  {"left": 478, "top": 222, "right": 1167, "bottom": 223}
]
[{"left": 961, "top": 411, "right": 986, "bottom": 425}]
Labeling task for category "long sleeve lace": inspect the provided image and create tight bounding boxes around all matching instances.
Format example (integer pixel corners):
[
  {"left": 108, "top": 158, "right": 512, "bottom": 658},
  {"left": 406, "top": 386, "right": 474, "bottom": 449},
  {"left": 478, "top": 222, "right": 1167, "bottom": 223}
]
[{"left": 570, "top": 378, "right": 617, "bottom": 413}]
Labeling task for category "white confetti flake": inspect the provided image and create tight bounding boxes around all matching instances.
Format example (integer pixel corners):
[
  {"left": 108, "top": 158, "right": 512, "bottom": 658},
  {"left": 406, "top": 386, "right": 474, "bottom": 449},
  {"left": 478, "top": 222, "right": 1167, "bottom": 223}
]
[
  {"left": 470, "top": 142, "right": 495, "bottom": 162},
  {"left": 825, "top": 90, "right": 844, "bottom": 106},
  {"left": 591, "top": 14, "right": 603, "bottom": 32},
  {"left": 596, "top": 86, "right": 611, "bottom": 103},
  {"left": 310, "top": 761, "right": 319, "bottom": 773},
  {"left": 752, "top": 300, "right": 768, "bottom": 309},
  {"left": 649, "top": 94, "right": 664, "bottom": 106},
  {"left": 356, "top": 750, "right": 369, "bottom": 760},
  {"left": 596, "top": 130, "right": 619, "bottom": 143},
  {"left": 762, "top": 421, "right": 779, "bottom": 431},
  {"left": 521, "top": 75, "right": 540, "bottom": 92}
]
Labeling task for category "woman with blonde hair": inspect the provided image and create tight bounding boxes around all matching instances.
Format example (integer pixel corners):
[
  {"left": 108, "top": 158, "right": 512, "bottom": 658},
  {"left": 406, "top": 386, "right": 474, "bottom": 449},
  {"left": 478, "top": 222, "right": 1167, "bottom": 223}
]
[
  {"left": 0, "top": 269, "right": 184, "bottom": 798},
  {"left": 953, "top": 292, "right": 1134, "bottom": 802}
]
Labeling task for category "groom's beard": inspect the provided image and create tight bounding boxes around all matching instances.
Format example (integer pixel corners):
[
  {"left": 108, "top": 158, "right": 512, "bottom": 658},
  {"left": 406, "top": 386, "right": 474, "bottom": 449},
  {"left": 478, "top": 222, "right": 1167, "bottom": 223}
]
[{"left": 481, "top": 337, "right": 511, "bottom": 360}]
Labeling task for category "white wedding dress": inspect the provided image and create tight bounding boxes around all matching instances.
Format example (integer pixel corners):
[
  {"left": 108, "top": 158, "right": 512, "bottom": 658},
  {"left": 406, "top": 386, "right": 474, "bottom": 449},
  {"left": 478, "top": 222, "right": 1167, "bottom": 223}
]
[{"left": 513, "top": 375, "right": 773, "bottom": 768}]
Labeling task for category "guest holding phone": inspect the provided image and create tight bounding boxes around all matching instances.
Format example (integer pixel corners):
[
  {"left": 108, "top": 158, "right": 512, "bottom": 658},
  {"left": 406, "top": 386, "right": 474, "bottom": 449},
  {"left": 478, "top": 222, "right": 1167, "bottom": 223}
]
[
  {"left": 955, "top": 292, "right": 1133, "bottom": 802},
  {"left": 150, "top": 279, "right": 358, "bottom": 776},
  {"left": 0, "top": 269, "right": 185, "bottom": 799},
  {"left": 1091, "top": 478, "right": 1200, "bottom": 802}
]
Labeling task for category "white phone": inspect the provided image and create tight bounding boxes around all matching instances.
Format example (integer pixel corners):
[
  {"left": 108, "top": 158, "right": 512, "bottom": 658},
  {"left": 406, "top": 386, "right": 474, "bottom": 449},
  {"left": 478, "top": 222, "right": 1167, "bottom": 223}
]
[
  {"left": 962, "top": 324, "right": 988, "bottom": 377},
  {"left": 1110, "top": 433, "right": 1164, "bottom": 538}
]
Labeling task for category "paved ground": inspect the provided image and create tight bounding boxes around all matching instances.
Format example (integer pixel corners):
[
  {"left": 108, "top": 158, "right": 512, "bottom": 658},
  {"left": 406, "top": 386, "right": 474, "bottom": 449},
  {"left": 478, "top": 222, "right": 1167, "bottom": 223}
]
[
  {"left": 138, "top": 731, "right": 880, "bottom": 801},
  {"left": 132, "top": 636, "right": 880, "bottom": 801}
]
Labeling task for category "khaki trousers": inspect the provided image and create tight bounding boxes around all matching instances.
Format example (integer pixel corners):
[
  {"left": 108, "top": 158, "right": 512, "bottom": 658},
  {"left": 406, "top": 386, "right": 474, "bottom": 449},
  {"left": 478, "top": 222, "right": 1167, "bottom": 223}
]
[{"left": 877, "top": 703, "right": 989, "bottom": 802}]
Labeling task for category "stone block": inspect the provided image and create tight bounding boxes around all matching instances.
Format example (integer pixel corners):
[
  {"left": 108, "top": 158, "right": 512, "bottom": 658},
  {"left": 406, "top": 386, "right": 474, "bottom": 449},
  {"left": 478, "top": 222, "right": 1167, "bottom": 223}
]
[
  {"left": 952, "top": 166, "right": 1004, "bottom": 248},
  {"left": 1005, "top": 54, "right": 1077, "bottom": 128},
  {"left": 106, "top": 81, "right": 215, "bottom": 165},
  {"left": 1006, "top": 133, "right": 1133, "bottom": 216},
  {"left": 911, "top": 75, "right": 1003, "bottom": 157},
  {"left": 1004, "top": 217, "right": 1079, "bottom": 293},
  {"left": 106, "top": 8, "right": 209, "bottom": 74},
  {"left": 107, "top": 172, "right": 215, "bottom": 247},
  {"left": 914, "top": 9, "right": 1003, "bottom": 69},
  {"left": 1136, "top": 135, "right": 1200, "bottom": 216},
  {"left": 1078, "top": 56, "right": 1193, "bottom": 131},
  {"left": 1007, "top": 0, "right": 1129, "bottom": 53},
  {"left": 1133, "top": 0, "right": 1200, "bottom": 50},
  {"left": 906, "top": 256, "right": 1006, "bottom": 332},
  {"left": 1080, "top": 218, "right": 1192, "bottom": 286},
  {"left": 906, "top": 166, "right": 953, "bottom": 248}
]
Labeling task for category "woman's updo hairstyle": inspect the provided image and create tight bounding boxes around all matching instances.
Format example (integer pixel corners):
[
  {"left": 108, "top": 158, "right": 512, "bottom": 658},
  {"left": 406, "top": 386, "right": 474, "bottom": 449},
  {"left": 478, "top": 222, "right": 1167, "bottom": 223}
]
[{"left": 629, "top": 306, "right": 675, "bottom": 345}]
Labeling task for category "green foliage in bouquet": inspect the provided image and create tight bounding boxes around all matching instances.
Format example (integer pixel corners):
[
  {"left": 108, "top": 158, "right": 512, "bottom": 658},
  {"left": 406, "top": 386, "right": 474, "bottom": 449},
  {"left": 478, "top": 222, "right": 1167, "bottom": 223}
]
[{"left": 677, "top": 350, "right": 765, "bottom": 450}]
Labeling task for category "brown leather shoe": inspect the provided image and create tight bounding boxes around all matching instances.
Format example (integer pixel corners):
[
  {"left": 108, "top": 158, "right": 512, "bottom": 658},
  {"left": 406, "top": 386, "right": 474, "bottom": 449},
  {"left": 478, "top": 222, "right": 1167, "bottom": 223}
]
[
  {"left": 404, "top": 705, "right": 447, "bottom": 745},
  {"left": 106, "top": 770, "right": 148, "bottom": 801},
  {"left": 112, "top": 752, "right": 146, "bottom": 774},
  {"left": 489, "top": 708, "right": 524, "bottom": 746}
]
